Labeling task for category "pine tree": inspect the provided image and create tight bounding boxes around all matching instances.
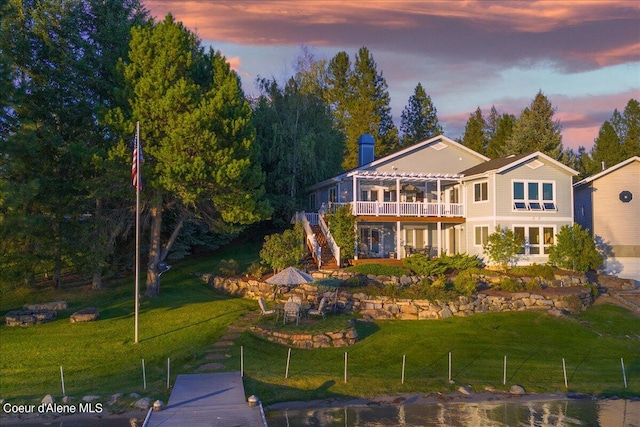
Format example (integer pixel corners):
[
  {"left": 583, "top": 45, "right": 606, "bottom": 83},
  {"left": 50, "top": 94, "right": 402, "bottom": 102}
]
[
  {"left": 326, "top": 47, "right": 399, "bottom": 169},
  {"left": 400, "top": 82, "right": 442, "bottom": 147},
  {"left": 487, "top": 112, "right": 516, "bottom": 158},
  {"left": 0, "top": 0, "right": 146, "bottom": 289},
  {"left": 461, "top": 107, "right": 487, "bottom": 155},
  {"left": 111, "top": 15, "right": 270, "bottom": 296},
  {"left": 586, "top": 99, "right": 640, "bottom": 176},
  {"left": 502, "top": 91, "right": 563, "bottom": 158}
]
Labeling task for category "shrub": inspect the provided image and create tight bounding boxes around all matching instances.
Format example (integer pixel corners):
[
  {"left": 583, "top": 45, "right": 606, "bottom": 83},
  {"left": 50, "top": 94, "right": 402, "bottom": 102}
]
[
  {"left": 259, "top": 223, "right": 306, "bottom": 271},
  {"left": 342, "top": 274, "right": 369, "bottom": 288},
  {"left": 510, "top": 264, "right": 555, "bottom": 280},
  {"left": 548, "top": 224, "right": 602, "bottom": 272},
  {"left": 494, "top": 277, "right": 524, "bottom": 292},
  {"left": 345, "top": 264, "right": 410, "bottom": 277},
  {"left": 483, "top": 226, "right": 524, "bottom": 270},
  {"left": 524, "top": 278, "right": 543, "bottom": 291},
  {"left": 245, "top": 262, "right": 267, "bottom": 278},
  {"left": 218, "top": 259, "right": 239, "bottom": 277},
  {"left": 403, "top": 253, "right": 482, "bottom": 277},
  {"left": 453, "top": 271, "right": 478, "bottom": 296},
  {"left": 326, "top": 205, "right": 356, "bottom": 262}
]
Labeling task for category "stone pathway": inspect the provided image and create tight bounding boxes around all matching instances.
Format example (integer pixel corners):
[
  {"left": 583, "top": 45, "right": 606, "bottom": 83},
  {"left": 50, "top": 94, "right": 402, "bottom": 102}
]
[{"left": 194, "top": 312, "right": 259, "bottom": 373}]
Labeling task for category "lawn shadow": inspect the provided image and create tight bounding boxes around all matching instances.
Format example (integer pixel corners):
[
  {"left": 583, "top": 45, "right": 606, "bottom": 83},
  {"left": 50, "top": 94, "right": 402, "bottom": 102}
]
[
  {"left": 140, "top": 308, "right": 247, "bottom": 343},
  {"left": 243, "top": 376, "right": 356, "bottom": 408}
]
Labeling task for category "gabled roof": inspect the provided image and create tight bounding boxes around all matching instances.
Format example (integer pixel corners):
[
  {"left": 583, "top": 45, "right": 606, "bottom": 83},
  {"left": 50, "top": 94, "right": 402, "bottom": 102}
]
[
  {"left": 459, "top": 151, "right": 578, "bottom": 179},
  {"left": 308, "top": 135, "right": 489, "bottom": 190},
  {"left": 573, "top": 156, "right": 640, "bottom": 188},
  {"left": 363, "top": 134, "right": 490, "bottom": 169}
]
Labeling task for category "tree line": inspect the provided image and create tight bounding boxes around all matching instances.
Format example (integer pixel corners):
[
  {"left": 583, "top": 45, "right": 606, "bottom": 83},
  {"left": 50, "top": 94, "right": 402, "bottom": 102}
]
[{"left": 1, "top": 0, "right": 638, "bottom": 294}]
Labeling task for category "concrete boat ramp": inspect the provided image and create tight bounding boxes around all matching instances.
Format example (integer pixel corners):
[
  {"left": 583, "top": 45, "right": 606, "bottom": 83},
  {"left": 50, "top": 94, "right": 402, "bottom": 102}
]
[{"left": 144, "top": 372, "right": 267, "bottom": 427}]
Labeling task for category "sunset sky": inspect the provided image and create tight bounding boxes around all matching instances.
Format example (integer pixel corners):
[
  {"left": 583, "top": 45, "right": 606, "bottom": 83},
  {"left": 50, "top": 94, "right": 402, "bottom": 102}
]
[{"left": 143, "top": 0, "right": 639, "bottom": 151}]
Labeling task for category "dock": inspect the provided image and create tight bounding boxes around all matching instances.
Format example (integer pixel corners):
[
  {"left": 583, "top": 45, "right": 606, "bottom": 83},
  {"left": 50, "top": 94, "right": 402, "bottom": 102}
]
[{"left": 144, "top": 372, "right": 267, "bottom": 427}]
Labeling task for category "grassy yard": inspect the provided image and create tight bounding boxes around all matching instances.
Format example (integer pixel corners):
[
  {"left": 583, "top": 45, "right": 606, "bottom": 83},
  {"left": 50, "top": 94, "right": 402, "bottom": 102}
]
[{"left": 1, "top": 242, "right": 639, "bottom": 407}]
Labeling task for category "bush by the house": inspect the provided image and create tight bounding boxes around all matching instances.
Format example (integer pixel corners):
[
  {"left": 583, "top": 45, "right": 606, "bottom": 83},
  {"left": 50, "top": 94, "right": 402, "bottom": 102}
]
[
  {"left": 345, "top": 263, "right": 410, "bottom": 277},
  {"left": 483, "top": 226, "right": 524, "bottom": 270},
  {"left": 259, "top": 223, "right": 306, "bottom": 272},
  {"left": 403, "top": 253, "right": 482, "bottom": 276},
  {"left": 548, "top": 223, "right": 602, "bottom": 272}
]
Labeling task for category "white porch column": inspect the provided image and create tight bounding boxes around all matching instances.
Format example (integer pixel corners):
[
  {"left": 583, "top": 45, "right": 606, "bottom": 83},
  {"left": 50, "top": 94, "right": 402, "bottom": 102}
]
[
  {"left": 396, "top": 177, "right": 400, "bottom": 216},
  {"left": 437, "top": 178, "right": 441, "bottom": 216},
  {"left": 396, "top": 220, "right": 401, "bottom": 259},
  {"left": 437, "top": 221, "right": 442, "bottom": 257},
  {"left": 352, "top": 175, "right": 357, "bottom": 215}
]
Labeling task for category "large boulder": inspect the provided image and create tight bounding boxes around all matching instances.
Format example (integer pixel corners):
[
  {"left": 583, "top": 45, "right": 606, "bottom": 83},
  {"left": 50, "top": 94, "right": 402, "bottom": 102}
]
[{"left": 70, "top": 307, "right": 99, "bottom": 323}]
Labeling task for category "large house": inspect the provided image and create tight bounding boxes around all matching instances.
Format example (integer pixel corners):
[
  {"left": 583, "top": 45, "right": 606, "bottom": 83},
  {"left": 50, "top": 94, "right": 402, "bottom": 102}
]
[
  {"left": 573, "top": 156, "right": 640, "bottom": 281},
  {"left": 300, "top": 134, "right": 577, "bottom": 268}
]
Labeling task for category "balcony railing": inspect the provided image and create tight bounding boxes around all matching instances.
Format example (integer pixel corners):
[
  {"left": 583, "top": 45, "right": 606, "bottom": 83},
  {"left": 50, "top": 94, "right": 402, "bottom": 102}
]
[{"left": 332, "top": 201, "right": 464, "bottom": 217}]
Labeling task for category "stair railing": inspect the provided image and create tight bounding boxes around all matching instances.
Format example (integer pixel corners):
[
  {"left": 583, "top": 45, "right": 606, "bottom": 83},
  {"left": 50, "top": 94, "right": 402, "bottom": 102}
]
[
  {"left": 295, "top": 212, "right": 322, "bottom": 268},
  {"left": 318, "top": 214, "right": 341, "bottom": 267}
]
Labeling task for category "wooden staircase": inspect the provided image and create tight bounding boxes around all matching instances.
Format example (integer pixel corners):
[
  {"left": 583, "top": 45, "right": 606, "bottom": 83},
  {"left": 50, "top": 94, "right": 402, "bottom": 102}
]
[{"left": 310, "top": 225, "right": 339, "bottom": 269}]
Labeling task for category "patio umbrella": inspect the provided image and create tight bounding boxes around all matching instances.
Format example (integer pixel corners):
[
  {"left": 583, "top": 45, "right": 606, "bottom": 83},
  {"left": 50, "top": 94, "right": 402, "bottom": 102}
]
[{"left": 266, "top": 266, "right": 314, "bottom": 286}]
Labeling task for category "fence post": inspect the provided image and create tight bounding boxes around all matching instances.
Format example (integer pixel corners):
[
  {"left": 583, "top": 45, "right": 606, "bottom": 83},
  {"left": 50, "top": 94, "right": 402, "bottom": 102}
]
[
  {"left": 142, "top": 359, "right": 147, "bottom": 390},
  {"left": 285, "top": 348, "right": 291, "bottom": 379},
  {"left": 401, "top": 355, "right": 406, "bottom": 384},
  {"left": 60, "top": 366, "right": 66, "bottom": 396},
  {"left": 344, "top": 352, "right": 348, "bottom": 383},
  {"left": 503, "top": 355, "right": 507, "bottom": 385}
]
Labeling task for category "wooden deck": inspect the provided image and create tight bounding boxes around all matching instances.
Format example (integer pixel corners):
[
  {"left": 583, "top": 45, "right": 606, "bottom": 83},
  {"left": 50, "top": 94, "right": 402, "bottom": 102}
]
[{"left": 144, "top": 372, "right": 266, "bottom": 427}]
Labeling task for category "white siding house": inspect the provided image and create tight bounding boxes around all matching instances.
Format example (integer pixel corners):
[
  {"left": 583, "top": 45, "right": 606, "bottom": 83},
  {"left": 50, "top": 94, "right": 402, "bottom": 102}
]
[
  {"left": 303, "top": 135, "right": 579, "bottom": 268},
  {"left": 574, "top": 157, "right": 640, "bottom": 281}
]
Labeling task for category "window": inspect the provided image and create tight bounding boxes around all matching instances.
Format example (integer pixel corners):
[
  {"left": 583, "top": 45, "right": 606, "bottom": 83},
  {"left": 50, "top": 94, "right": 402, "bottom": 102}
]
[
  {"left": 474, "top": 182, "right": 488, "bottom": 202},
  {"left": 329, "top": 187, "right": 337, "bottom": 203},
  {"left": 512, "top": 181, "right": 556, "bottom": 211},
  {"left": 514, "top": 226, "right": 555, "bottom": 255},
  {"left": 383, "top": 190, "right": 396, "bottom": 202},
  {"left": 309, "top": 193, "right": 316, "bottom": 211},
  {"left": 474, "top": 226, "right": 489, "bottom": 246}
]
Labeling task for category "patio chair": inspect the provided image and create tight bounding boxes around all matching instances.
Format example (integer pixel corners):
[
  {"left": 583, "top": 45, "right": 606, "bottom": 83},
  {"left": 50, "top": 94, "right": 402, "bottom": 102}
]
[
  {"left": 289, "top": 295, "right": 302, "bottom": 304},
  {"left": 258, "top": 297, "right": 277, "bottom": 321},
  {"left": 308, "top": 297, "right": 327, "bottom": 320},
  {"left": 283, "top": 301, "right": 300, "bottom": 325}
]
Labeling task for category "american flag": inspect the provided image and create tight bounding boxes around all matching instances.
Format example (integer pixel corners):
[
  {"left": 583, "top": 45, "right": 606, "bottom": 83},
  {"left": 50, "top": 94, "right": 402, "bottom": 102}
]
[{"left": 132, "top": 139, "right": 143, "bottom": 190}]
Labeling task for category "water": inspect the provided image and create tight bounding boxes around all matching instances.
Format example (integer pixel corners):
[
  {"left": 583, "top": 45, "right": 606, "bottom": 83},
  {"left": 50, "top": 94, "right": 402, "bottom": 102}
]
[{"left": 266, "top": 398, "right": 640, "bottom": 427}]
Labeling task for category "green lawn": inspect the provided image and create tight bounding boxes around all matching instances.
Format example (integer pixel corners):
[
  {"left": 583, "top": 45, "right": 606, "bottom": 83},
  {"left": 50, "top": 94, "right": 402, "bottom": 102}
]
[{"left": 1, "top": 243, "right": 638, "bottom": 406}]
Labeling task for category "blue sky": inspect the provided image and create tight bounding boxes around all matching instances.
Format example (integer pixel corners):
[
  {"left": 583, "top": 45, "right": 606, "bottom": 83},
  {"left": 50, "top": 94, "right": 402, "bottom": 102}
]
[{"left": 144, "top": 1, "right": 640, "bottom": 151}]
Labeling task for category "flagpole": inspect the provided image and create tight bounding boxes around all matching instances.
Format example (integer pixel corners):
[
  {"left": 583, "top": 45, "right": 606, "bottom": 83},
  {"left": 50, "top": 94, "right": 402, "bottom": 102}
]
[{"left": 134, "top": 121, "right": 140, "bottom": 344}]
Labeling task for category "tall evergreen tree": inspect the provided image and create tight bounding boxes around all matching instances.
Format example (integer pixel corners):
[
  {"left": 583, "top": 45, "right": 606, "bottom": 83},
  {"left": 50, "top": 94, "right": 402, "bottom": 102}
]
[
  {"left": 586, "top": 99, "right": 640, "bottom": 175},
  {"left": 400, "top": 82, "right": 442, "bottom": 147},
  {"left": 619, "top": 99, "right": 640, "bottom": 159},
  {"left": 326, "top": 47, "right": 398, "bottom": 169},
  {"left": 0, "top": 0, "right": 146, "bottom": 289},
  {"left": 487, "top": 111, "right": 516, "bottom": 158},
  {"left": 110, "top": 15, "right": 270, "bottom": 296},
  {"left": 501, "top": 91, "right": 563, "bottom": 158},
  {"left": 461, "top": 107, "right": 487, "bottom": 155},
  {"left": 254, "top": 77, "right": 343, "bottom": 225}
]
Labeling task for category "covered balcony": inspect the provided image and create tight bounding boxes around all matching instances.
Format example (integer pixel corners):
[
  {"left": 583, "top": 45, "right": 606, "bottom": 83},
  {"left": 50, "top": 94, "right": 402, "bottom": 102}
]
[{"left": 329, "top": 170, "right": 465, "bottom": 219}]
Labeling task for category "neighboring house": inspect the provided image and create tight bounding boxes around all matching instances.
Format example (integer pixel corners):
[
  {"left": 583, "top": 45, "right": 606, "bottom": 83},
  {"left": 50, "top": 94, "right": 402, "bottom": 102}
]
[
  {"left": 302, "top": 134, "right": 577, "bottom": 267},
  {"left": 573, "top": 156, "right": 640, "bottom": 281}
]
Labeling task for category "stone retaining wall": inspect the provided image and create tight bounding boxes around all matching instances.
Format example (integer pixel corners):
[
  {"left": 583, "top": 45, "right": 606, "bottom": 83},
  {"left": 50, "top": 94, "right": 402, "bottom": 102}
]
[
  {"left": 250, "top": 325, "right": 358, "bottom": 348},
  {"left": 202, "top": 272, "right": 596, "bottom": 321}
]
